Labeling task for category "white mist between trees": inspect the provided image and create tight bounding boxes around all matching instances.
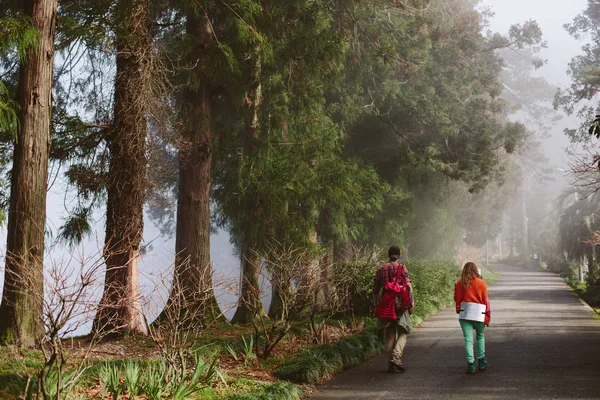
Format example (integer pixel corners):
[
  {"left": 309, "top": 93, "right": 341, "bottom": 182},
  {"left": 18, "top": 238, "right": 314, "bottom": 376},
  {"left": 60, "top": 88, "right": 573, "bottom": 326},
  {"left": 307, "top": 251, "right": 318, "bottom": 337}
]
[{"left": 0, "top": 181, "right": 272, "bottom": 337}]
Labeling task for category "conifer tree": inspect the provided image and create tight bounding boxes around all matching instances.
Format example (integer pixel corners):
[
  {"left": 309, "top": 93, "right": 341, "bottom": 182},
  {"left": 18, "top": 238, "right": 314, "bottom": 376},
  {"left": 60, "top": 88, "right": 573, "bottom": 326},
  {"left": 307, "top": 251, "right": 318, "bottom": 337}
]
[
  {"left": 0, "top": 0, "right": 58, "bottom": 346},
  {"left": 92, "top": 0, "right": 153, "bottom": 336},
  {"left": 161, "top": 2, "right": 225, "bottom": 325},
  {"left": 556, "top": 0, "right": 600, "bottom": 142}
]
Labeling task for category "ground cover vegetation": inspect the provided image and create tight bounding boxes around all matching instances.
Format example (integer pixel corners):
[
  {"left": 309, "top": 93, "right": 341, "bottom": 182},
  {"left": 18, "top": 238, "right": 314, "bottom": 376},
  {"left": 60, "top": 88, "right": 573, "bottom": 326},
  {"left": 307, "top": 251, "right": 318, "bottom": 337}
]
[{"left": 0, "top": 0, "right": 556, "bottom": 398}]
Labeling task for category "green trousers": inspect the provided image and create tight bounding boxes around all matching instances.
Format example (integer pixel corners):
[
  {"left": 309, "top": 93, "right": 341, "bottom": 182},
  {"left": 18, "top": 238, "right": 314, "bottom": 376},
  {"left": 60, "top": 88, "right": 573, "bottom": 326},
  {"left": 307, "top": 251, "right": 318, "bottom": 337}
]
[{"left": 459, "top": 319, "right": 485, "bottom": 364}]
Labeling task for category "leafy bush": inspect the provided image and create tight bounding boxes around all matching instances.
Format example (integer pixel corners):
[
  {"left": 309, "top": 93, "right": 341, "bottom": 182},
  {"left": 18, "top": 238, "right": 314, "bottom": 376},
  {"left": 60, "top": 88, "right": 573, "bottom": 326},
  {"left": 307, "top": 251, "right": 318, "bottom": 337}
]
[
  {"left": 582, "top": 285, "right": 600, "bottom": 308},
  {"left": 333, "top": 256, "right": 459, "bottom": 325},
  {"left": 545, "top": 256, "right": 578, "bottom": 280},
  {"left": 407, "top": 260, "right": 459, "bottom": 325},
  {"left": 331, "top": 247, "right": 386, "bottom": 319}
]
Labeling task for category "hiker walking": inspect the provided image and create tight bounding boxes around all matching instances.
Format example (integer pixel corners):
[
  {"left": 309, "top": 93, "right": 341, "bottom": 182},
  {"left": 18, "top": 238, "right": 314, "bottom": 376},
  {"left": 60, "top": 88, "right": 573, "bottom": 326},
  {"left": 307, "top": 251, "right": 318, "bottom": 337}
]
[
  {"left": 373, "top": 245, "right": 415, "bottom": 372},
  {"left": 454, "top": 262, "right": 491, "bottom": 374}
]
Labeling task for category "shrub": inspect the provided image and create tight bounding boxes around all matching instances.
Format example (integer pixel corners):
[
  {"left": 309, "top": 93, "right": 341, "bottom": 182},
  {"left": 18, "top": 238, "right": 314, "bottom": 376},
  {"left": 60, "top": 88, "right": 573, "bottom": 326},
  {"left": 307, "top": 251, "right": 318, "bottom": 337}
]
[
  {"left": 227, "top": 381, "right": 302, "bottom": 400},
  {"left": 545, "top": 256, "right": 578, "bottom": 280},
  {"left": 407, "top": 260, "right": 459, "bottom": 324},
  {"left": 273, "top": 332, "right": 383, "bottom": 384},
  {"left": 582, "top": 285, "right": 600, "bottom": 308},
  {"left": 332, "top": 252, "right": 459, "bottom": 324},
  {"left": 330, "top": 246, "right": 386, "bottom": 319}
]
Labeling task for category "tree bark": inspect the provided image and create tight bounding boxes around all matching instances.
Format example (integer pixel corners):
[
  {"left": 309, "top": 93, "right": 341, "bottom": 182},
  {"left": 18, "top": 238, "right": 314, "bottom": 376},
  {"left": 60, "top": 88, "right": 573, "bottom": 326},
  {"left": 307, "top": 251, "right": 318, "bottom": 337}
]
[
  {"left": 92, "top": 0, "right": 151, "bottom": 336},
  {"left": 317, "top": 239, "right": 334, "bottom": 307},
  {"left": 161, "top": 10, "right": 223, "bottom": 325},
  {"left": 232, "top": 238, "right": 263, "bottom": 323},
  {"left": 0, "top": 0, "right": 57, "bottom": 346},
  {"left": 232, "top": 46, "right": 264, "bottom": 324},
  {"left": 498, "top": 234, "right": 503, "bottom": 260}
]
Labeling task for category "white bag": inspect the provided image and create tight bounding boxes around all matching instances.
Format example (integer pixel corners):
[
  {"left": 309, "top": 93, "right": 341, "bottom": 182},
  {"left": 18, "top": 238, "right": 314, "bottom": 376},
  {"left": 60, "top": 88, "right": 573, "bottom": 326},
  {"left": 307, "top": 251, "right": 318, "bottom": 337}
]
[{"left": 459, "top": 302, "right": 486, "bottom": 322}]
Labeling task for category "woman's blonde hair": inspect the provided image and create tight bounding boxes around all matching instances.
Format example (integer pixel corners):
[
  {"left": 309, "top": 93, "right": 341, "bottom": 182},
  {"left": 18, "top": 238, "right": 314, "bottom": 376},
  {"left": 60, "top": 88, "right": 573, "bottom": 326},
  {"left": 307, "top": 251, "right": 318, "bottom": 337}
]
[{"left": 460, "top": 262, "right": 481, "bottom": 289}]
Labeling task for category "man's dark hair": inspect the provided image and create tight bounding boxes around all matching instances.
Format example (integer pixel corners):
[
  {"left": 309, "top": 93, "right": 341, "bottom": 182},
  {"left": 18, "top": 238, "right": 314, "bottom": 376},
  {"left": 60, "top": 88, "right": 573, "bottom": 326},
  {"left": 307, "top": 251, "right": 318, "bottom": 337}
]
[{"left": 388, "top": 245, "right": 401, "bottom": 260}]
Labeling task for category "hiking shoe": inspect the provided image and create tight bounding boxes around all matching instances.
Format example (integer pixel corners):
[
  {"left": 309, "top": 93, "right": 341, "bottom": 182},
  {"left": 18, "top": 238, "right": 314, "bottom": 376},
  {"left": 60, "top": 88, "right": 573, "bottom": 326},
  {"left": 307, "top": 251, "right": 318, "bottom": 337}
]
[
  {"left": 478, "top": 357, "right": 488, "bottom": 371},
  {"left": 466, "top": 362, "right": 476, "bottom": 374},
  {"left": 388, "top": 361, "right": 406, "bottom": 373}
]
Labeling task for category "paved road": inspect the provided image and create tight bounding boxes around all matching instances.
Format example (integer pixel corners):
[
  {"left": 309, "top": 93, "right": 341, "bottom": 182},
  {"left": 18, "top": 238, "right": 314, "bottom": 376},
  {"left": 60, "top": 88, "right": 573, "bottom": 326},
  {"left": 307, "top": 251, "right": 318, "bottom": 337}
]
[{"left": 309, "top": 263, "right": 600, "bottom": 399}]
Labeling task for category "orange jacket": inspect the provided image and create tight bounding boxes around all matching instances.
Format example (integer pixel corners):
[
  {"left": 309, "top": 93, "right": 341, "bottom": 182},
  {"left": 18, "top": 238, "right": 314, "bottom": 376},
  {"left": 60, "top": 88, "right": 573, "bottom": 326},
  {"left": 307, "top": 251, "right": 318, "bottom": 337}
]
[{"left": 454, "top": 277, "right": 491, "bottom": 325}]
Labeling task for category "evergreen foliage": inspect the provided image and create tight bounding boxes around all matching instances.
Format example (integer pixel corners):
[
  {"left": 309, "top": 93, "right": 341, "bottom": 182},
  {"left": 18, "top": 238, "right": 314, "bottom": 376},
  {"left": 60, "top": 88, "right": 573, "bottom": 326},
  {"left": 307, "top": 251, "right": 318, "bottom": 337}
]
[
  {"left": 0, "top": 15, "right": 38, "bottom": 141},
  {"left": 0, "top": 0, "right": 559, "bottom": 344},
  {"left": 556, "top": 0, "right": 600, "bottom": 142}
]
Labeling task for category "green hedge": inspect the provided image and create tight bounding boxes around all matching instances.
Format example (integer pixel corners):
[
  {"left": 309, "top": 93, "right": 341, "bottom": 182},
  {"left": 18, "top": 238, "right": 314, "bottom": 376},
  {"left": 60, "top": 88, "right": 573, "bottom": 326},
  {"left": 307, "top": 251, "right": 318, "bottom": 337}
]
[
  {"left": 273, "top": 259, "right": 459, "bottom": 385},
  {"left": 273, "top": 332, "right": 383, "bottom": 384},
  {"left": 335, "top": 257, "right": 460, "bottom": 322},
  {"left": 407, "top": 259, "right": 459, "bottom": 326}
]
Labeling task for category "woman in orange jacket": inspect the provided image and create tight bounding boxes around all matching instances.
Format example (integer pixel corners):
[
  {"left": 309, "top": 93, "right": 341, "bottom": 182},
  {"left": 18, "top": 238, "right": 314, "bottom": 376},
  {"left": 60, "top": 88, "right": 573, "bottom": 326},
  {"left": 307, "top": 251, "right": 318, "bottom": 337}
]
[{"left": 454, "top": 262, "right": 491, "bottom": 374}]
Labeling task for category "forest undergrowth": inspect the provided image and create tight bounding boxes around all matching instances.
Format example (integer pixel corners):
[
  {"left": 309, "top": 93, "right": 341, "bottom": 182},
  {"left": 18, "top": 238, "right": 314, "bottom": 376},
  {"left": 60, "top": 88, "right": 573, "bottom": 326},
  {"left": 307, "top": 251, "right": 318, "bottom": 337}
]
[{"left": 0, "top": 258, "right": 462, "bottom": 400}]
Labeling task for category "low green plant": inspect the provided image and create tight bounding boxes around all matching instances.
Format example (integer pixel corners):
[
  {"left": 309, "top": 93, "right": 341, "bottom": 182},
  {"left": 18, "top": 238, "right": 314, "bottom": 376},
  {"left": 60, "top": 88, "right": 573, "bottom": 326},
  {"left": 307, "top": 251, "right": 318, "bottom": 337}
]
[
  {"left": 240, "top": 335, "right": 256, "bottom": 366},
  {"left": 171, "top": 354, "right": 218, "bottom": 400},
  {"left": 274, "top": 332, "right": 383, "bottom": 384},
  {"left": 143, "top": 360, "right": 168, "bottom": 400},
  {"left": 36, "top": 366, "right": 81, "bottom": 400},
  {"left": 543, "top": 256, "right": 578, "bottom": 280},
  {"left": 227, "top": 381, "right": 302, "bottom": 400},
  {"left": 99, "top": 362, "right": 122, "bottom": 400},
  {"left": 224, "top": 342, "right": 239, "bottom": 361},
  {"left": 123, "top": 359, "right": 141, "bottom": 397}
]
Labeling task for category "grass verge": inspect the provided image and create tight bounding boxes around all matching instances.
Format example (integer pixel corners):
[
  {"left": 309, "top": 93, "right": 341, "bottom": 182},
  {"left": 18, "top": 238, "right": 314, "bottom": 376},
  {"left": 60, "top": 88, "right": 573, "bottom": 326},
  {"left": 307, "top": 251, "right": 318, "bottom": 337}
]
[
  {"left": 273, "top": 331, "right": 383, "bottom": 384},
  {"left": 226, "top": 381, "right": 303, "bottom": 400}
]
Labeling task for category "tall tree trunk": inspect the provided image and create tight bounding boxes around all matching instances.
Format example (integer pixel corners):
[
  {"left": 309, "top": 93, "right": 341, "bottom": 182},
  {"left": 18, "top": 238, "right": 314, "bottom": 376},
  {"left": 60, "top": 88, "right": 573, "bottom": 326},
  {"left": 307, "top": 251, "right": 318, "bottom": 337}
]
[
  {"left": 233, "top": 238, "right": 263, "bottom": 323},
  {"left": 0, "top": 0, "right": 57, "bottom": 346},
  {"left": 317, "top": 239, "right": 334, "bottom": 307},
  {"left": 268, "top": 124, "right": 289, "bottom": 320},
  {"left": 498, "top": 234, "right": 503, "bottom": 260},
  {"left": 302, "top": 229, "right": 320, "bottom": 319},
  {"left": 315, "top": 210, "right": 333, "bottom": 309},
  {"left": 232, "top": 46, "right": 263, "bottom": 324},
  {"left": 521, "top": 189, "right": 528, "bottom": 267},
  {"left": 162, "top": 11, "right": 223, "bottom": 325},
  {"left": 92, "top": 0, "right": 151, "bottom": 336}
]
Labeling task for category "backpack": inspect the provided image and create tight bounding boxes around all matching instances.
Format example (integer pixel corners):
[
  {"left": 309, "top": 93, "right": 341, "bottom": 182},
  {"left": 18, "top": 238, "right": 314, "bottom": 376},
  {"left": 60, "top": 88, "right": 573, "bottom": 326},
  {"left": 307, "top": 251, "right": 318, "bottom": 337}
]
[{"left": 374, "top": 261, "right": 411, "bottom": 324}]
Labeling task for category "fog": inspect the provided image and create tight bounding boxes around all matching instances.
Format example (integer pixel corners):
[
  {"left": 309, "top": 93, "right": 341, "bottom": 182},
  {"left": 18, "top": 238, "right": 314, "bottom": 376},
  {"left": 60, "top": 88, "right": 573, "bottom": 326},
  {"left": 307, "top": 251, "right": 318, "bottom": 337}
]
[{"left": 485, "top": 0, "right": 586, "bottom": 178}]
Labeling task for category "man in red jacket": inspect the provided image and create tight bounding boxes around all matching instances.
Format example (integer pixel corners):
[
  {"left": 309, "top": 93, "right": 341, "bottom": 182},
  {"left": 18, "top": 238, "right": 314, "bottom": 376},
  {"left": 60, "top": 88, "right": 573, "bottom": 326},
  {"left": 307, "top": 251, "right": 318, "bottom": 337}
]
[{"left": 373, "top": 246, "right": 415, "bottom": 372}]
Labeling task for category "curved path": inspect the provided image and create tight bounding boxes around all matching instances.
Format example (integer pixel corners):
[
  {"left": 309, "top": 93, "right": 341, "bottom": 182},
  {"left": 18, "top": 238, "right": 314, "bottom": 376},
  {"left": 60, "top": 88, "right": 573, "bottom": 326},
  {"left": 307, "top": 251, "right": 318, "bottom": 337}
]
[{"left": 309, "top": 263, "right": 600, "bottom": 399}]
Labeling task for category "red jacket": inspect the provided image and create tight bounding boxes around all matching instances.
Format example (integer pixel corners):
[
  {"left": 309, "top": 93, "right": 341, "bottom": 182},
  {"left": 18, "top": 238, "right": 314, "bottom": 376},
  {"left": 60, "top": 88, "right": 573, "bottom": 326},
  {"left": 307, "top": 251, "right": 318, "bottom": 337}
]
[{"left": 454, "top": 277, "right": 491, "bottom": 325}]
